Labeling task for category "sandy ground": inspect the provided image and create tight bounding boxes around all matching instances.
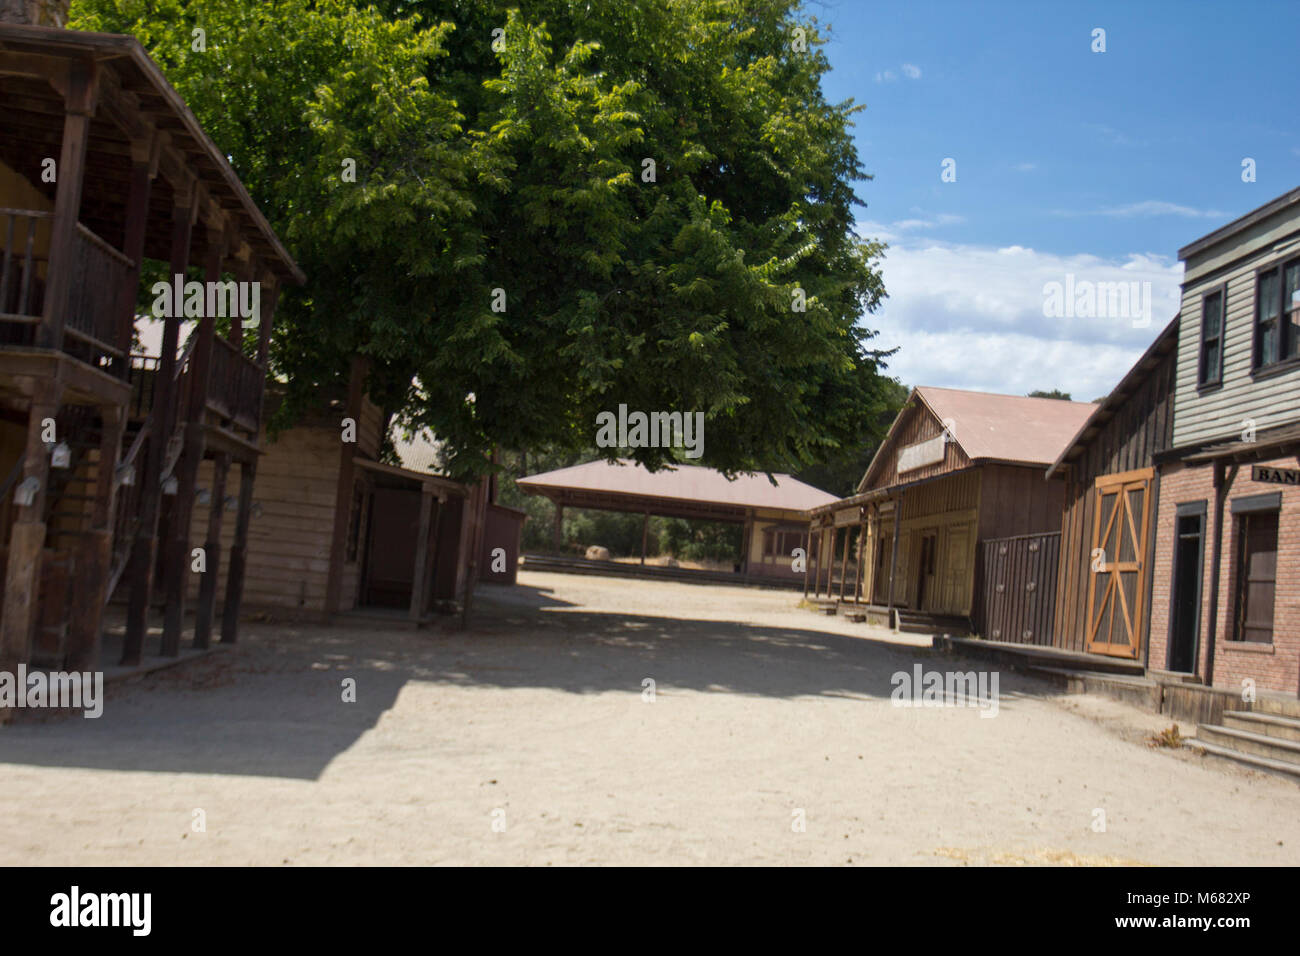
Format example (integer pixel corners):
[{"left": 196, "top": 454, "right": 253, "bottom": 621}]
[{"left": 0, "top": 569, "right": 1296, "bottom": 866}]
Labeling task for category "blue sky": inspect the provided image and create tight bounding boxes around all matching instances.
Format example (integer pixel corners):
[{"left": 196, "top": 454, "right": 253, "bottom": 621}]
[{"left": 816, "top": 0, "right": 1300, "bottom": 400}]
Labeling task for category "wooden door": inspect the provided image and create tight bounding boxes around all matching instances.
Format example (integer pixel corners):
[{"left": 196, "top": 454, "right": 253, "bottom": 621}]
[
  {"left": 915, "top": 531, "right": 937, "bottom": 610},
  {"left": 1085, "top": 468, "right": 1153, "bottom": 659}
]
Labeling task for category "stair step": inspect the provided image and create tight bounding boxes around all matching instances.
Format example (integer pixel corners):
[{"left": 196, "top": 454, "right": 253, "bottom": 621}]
[
  {"left": 1188, "top": 739, "right": 1300, "bottom": 782},
  {"left": 1196, "top": 723, "right": 1300, "bottom": 766},
  {"left": 1223, "top": 710, "right": 1300, "bottom": 742},
  {"left": 1253, "top": 695, "right": 1300, "bottom": 720}
]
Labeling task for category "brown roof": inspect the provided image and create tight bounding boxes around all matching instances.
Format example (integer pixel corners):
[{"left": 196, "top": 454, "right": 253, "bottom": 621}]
[
  {"left": 517, "top": 459, "right": 838, "bottom": 513},
  {"left": 913, "top": 386, "right": 1097, "bottom": 467}
]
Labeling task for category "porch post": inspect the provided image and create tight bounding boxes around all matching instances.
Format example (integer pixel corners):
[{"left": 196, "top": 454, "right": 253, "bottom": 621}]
[
  {"left": 1204, "top": 460, "right": 1236, "bottom": 687},
  {"left": 409, "top": 487, "right": 434, "bottom": 623},
  {"left": 116, "top": 133, "right": 158, "bottom": 358},
  {"left": 0, "top": 389, "right": 59, "bottom": 678},
  {"left": 886, "top": 494, "right": 902, "bottom": 613},
  {"left": 801, "top": 522, "right": 810, "bottom": 598},
  {"left": 193, "top": 453, "right": 229, "bottom": 649},
  {"left": 123, "top": 182, "right": 196, "bottom": 664},
  {"left": 640, "top": 510, "right": 649, "bottom": 566},
  {"left": 220, "top": 458, "right": 257, "bottom": 644},
  {"left": 65, "top": 405, "right": 125, "bottom": 671},
  {"left": 553, "top": 501, "right": 564, "bottom": 553},
  {"left": 838, "top": 518, "right": 850, "bottom": 601},
  {"left": 38, "top": 58, "right": 98, "bottom": 350}
]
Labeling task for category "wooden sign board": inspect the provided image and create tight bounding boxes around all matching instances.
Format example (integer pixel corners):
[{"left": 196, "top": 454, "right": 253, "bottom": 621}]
[
  {"left": 1252, "top": 465, "right": 1300, "bottom": 485},
  {"left": 898, "top": 434, "right": 946, "bottom": 474}
]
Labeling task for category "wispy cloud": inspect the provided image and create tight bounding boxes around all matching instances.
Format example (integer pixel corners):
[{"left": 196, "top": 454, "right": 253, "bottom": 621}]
[
  {"left": 876, "top": 62, "right": 922, "bottom": 83},
  {"left": 853, "top": 221, "right": 1183, "bottom": 399},
  {"left": 892, "top": 213, "right": 965, "bottom": 231},
  {"left": 1011, "top": 162, "right": 1037, "bottom": 172},
  {"left": 1054, "top": 200, "right": 1226, "bottom": 219}
]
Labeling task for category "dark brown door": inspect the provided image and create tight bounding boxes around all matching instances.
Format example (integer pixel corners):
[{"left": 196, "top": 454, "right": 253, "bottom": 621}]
[
  {"left": 361, "top": 487, "right": 420, "bottom": 607},
  {"left": 915, "top": 531, "right": 937, "bottom": 610}
]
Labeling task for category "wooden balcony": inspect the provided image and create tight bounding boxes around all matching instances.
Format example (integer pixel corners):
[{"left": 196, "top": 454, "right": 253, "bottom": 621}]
[{"left": 0, "top": 206, "right": 133, "bottom": 376}]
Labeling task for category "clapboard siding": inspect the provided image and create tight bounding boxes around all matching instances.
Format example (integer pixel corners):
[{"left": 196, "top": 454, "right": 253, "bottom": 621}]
[
  {"left": 860, "top": 400, "right": 970, "bottom": 491},
  {"left": 1054, "top": 337, "right": 1175, "bottom": 654},
  {"left": 187, "top": 425, "right": 343, "bottom": 612},
  {"left": 1174, "top": 208, "right": 1300, "bottom": 448}
]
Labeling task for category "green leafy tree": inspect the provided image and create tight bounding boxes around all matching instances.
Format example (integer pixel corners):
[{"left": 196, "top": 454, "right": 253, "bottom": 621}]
[{"left": 73, "top": 0, "right": 894, "bottom": 482}]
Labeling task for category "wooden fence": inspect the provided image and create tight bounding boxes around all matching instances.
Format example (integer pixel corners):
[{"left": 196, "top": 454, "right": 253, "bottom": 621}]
[{"left": 975, "top": 531, "right": 1059, "bottom": 645}]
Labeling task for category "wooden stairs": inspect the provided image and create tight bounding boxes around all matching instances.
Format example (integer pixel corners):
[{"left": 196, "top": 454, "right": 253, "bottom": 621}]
[{"left": 1190, "top": 695, "right": 1300, "bottom": 782}]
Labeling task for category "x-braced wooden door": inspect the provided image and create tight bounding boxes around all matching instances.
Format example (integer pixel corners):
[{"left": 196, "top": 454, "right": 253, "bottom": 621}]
[{"left": 1085, "top": 468, "right": 1153, "bottom": 659}]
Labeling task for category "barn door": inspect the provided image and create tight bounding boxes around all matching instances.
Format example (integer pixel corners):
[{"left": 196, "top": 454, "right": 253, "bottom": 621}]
[{"left": 1085, "top": 468, "right": 1153, "bottom": 659}]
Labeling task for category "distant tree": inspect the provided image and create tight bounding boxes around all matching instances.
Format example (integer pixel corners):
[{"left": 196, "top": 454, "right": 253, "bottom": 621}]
[{"left": 1028, "top": 389, "right": 1072, "bottom": 401}]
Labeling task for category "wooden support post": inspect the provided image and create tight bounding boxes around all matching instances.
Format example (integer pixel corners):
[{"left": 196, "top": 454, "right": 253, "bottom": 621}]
[
  {"left": 123, "top": 185, "right": 195, "bottom": 664},
  {"left": 324, "top": 356, "right": 366, "bottom": 614},
  {"left": 193, "top": 453, "right": 229, "bottom": 649},
  {"left": 853, "top": 510, "right": 866, "bottom": 605},
  {"left": 409, "top": 488, "right": 435, "bottom": 623},
  {"left": 0, "top": 393, "right": 59, "bottom": 675},
  {"left": 741, "top": 509, "right": 753, "bottom": 581},
  {"left": 220, "top": 458, "right": 256, "bottom": 644},
  {"left": 886, "top": 496, "right": 902, "bottom": 613},
  {"left": 116, "top": 134, "right": 157, "bottom": 359},
  {"left": 823, "top": 526, "right": 835, "bottom": 597},
  {"left": 66, "top": 406, "right": 124, "bottom": 671},
  {"left": 38, "top": 58, "right": 97, "bottom": 350},
  {"left": 1204, "top": 461, "right": 1236, "bottom": 687},
  {"left": 640, "top": 511, "right": 649, "bottom": 566},
  {"left": 802, "top": 524, "right": 811, "bottom": 599},
  {"left": 553, "top": 501, "right": 564, "bottom": 553},
  {"left": 838, "top": 521, "right": 850, "bottom": 601}
]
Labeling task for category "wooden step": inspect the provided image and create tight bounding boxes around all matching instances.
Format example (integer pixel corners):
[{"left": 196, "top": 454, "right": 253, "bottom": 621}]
[
  {"left": 1223, "top": 710, "right": 1300, "bottom": 743},
  {"left": 1196, "top": 723, "right": 1300, "bottom": 766},
  {"left": 1188, "top": 738, "right": 1300, "bottom": 782}
]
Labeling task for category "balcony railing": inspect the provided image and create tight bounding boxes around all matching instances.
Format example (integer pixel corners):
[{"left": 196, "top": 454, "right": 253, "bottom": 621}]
[
  {"left": 0, "top": 207, "right": 133, "bottom": 374},
  {"left": 209, "top": 336, "right": 264, "bottom": 431}
]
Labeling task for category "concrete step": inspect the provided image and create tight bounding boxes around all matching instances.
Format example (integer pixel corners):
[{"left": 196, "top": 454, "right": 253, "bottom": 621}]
[
  {"left": 1253, "top": 694, "right": 1300, "bottom": 720},
  {"left": 1188, "top": 739, "right": 1300, "bottom": 782},
  {"left": 1197, "top": 723, "right": 1300, "bottom": 766},
  {"left": 1223, "top": 710, "right": 1300, "bottom": 743}
]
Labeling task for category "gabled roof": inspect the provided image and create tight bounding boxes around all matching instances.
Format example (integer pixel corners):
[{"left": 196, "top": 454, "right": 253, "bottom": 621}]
[
  {"left": 858, "top": 387, "right": 1097, "bottom": 492},
  {"left": 1046, "top": 315, "right": 1180, "bottom": 478},
  {"left": 518, "top": 459, "right": 838, "bottom": 514}
]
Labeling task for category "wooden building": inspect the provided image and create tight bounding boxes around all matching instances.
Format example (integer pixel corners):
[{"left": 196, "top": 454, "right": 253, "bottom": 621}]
[
  {"left": 0, "top": 17, "right": 301, "bottom": 677},
  {"left": 1045, "top": 316, "right": 1178, "bottom": 662},
  {"left": 517, "top": 458, "right": 836, "bottom": 582},
  {"left": 806, "top": 387, "right": 1095, "bottom": 632},
  {"left": 1147, "top": 186, "right": 1300, "bottom": 698}
]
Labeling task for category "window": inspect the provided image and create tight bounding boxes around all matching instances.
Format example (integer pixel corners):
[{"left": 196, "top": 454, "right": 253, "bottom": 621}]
[
  {"left": 1232, "top": 509, "right": 1278, "bottom": 644},
  {"left": 1255, "top": 257, "right": 1300, "bottom": 369},
  {"left": 1198, "top": 288, "right": 1224, "bottom": 385}
]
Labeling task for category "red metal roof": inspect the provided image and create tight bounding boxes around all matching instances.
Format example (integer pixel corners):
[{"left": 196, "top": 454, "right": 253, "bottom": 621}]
[
  {"left": 914, "top": 386, "right": 1097, "bottom": 466},
  {"left": 517, "top": 459, "right": 838, "bottom": 513}
]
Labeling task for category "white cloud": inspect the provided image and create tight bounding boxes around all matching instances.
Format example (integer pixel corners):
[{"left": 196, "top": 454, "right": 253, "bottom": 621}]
[
  {"left": 853, "top": 223, "right": 1184, "bottom": 400},
  {"left": 876, "top": 63, "right": 922, "bottom": 83},
  {"left": 900, "top": 63, "right": 922, "bottom": 79},
  {"left": 1011, "top": 162, "right": 1037, "bottom": 172},
  {"left": 874, "top": 70, "right": 897, "bottom": 83}
]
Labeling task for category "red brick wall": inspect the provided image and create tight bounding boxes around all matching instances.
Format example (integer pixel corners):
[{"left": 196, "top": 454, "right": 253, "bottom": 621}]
[{"left": 1149, "top": 458, "right": 1299, "bottom": 695}]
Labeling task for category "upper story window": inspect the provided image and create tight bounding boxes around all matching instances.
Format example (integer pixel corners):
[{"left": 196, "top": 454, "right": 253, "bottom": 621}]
[
  {"left": 1255, "top": 257, "right": 1300, "bottom": 369},
  {"left": 1198, "top": 287, "right": 1224, "bottom": 386}
]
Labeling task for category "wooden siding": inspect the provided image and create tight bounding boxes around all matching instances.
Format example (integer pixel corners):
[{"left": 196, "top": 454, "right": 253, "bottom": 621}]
[
  {"left": 976, "top": 532, "right": 1060, "bottom": 645},
  {"left": 1055, "top": 345, "right": 1175, "bottom": 653},
  {"left": 976, "top": 464, "right": 1064, "bottom": 540},
  {"left": 1174, "top": 208, "right": 1300, "bottom": 448},
  {"left": 861, "top": 399, "right": 970, "bottom": 492},
  {"left": 186, "top": 425, "right": 342, "bottom": 612}
]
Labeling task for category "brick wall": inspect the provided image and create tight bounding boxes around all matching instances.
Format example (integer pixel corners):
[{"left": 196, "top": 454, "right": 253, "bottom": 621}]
[{"left": 1149, "top": 457, "right": 1299, "bottom": 695}]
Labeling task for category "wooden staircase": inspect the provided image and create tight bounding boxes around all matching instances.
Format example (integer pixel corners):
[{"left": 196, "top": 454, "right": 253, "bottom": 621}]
[{"left": 1191, "top": 695, "right": 1300, "bottom": 781}]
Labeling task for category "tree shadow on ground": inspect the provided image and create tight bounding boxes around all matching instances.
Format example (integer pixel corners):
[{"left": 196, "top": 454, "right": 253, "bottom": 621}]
[{"left": 0, "top": 582, "right": 1059, "bottom": 780}]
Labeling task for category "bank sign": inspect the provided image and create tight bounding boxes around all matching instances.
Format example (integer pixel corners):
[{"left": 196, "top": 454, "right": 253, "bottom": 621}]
[{"left": 1252, "top": 465, "right": 1300, "bottom": 485}]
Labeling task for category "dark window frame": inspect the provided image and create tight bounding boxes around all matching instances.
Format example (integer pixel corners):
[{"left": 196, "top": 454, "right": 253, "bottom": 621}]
[
  {"left": 1254, "top": 256, "right": 1300, "bottom": 371},
  {"left": 1230, "top": 507, "right": 1279, "bottom": 645},
  {"left": 1198, "top": 285, "right": 1226, "bottom": 387}
]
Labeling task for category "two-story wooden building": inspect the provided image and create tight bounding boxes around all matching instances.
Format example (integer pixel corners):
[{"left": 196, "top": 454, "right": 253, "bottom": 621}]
[
  {"left": 806, "top": 387, "right": 1095, "bottom": 633},
  {"left": 0, "top": 16, "right": 301, "bottom": 680},
  {"left": 1148, "top": 186, "right": 1300, "bottom": 699}
]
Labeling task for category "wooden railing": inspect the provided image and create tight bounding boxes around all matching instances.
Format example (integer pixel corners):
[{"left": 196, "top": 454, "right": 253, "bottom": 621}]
[
  {"left": 0, "top": 208, "right": 134, "bottom": 373},
  {"left": 0, "top": 208, "right": 50, "bottom": 341},
  {"left": 208, "top": 336, "right": 264, "bottom": 431},
  {"left": 65, "top": 223, "right": 133, "bottom": 369}
]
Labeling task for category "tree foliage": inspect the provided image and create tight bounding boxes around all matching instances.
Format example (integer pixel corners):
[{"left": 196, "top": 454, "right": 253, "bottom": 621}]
[{"left": 71, "top": 0, "right": 895, "bottom": 480}]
